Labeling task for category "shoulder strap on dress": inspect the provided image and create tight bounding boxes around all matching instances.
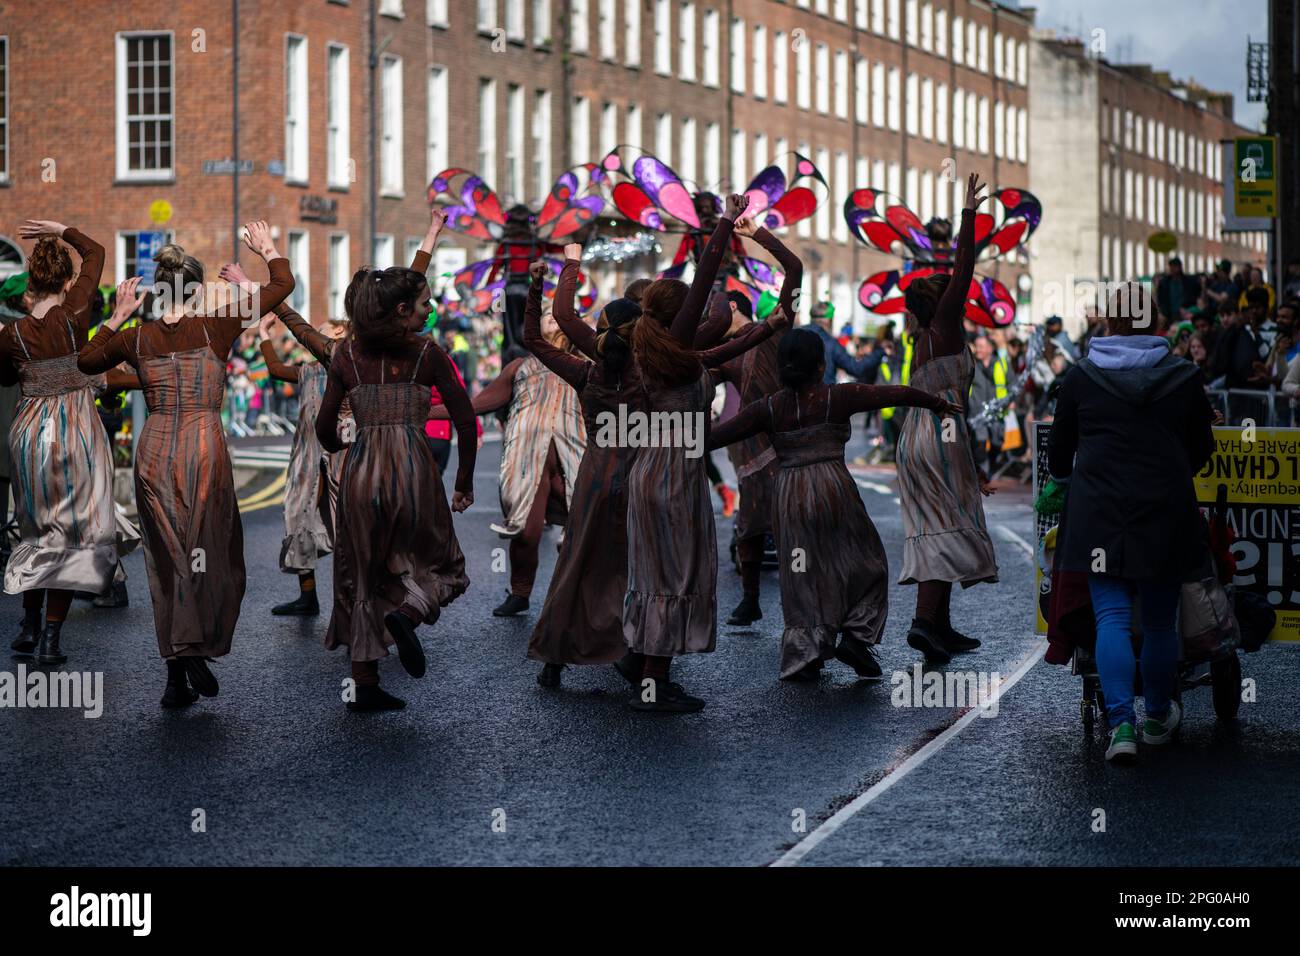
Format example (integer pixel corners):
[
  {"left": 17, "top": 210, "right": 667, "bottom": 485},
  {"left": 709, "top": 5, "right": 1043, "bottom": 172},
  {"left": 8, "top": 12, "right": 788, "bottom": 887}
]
[
  {"left": 12, "top": 323, "right": 30, "bottom": 360},
  {"left": 411, "top": 340, "right": 430, "bottom": 383},
  {"left": 825, "top": 384, "right": 833, "bottom": 424},
  {"left": 63, "top": 314, "right": 77, "bottom": 351},
  {"left": 348, "top": 340, "right": 360, "bottom": 381}
]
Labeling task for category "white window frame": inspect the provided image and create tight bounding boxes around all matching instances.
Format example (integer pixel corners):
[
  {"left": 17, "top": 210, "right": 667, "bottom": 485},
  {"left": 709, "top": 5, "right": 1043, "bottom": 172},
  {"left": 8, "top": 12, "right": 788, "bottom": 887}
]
[
  {"left": 328, "top": 233, "right": 350, "bottom": 321},
  {"left": 373, "top": 234, "right": 395, "bottom": 270},
  {"left": 773, "top": 33, "right": 789, "bottom": 104},
  {"left": 115, "top": 31, "right": 177, "bottom": 182},
  {"left": 427, "top": 0, "right": 449, "bottom": 27},
  {"left": 654, "top": 0, "right": 671, "bottom": 75},
  {"left": 327, "top": 44, "right": 351, "bottom": 189},
  {"left": 479, "top": 79, "right": 498, "bottom": 188},
  {"left": 283, "top": 34, "right": 309, "bottom": 184},
  {"left": 624, "top": 0, "right": 641, "bottom": 65},
  {"left": 532, "top": 88, "right": 552, "bottom": 200},
  {"left": 380, "top": 54, "right": 404, "bottom": 196},
  {"left": 679, "top": 3, "right": 696, "bottom": 81},
  {"left": 427, "top": 66, "right": 449, "bottom": 187},
  {"left": 0, "top": 36, "right": 8, "bottom": 182},
  {"left": 286, "top": 230, "right": 311, "bottom": 318},
  {"left": 505, "top": 83, "right": 525, "bottom": 199},
  {"left": 730, "top": 16, "right": 745, "bottom": 94}
]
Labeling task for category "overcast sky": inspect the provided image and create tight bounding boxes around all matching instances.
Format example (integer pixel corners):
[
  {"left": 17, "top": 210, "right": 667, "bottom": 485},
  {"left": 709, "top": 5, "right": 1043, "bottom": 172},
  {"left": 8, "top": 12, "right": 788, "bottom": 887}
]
[{"left": 1028, "top": 0, "right": 1268, "bottom": 130}]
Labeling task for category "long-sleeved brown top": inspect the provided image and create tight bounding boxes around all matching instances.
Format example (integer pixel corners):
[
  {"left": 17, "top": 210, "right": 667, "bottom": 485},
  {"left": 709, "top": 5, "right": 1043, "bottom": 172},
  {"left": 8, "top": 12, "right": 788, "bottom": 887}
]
[
  {"left": 317, "top": 338, "right": 477, "bottom": 495},
  {"left": 78, "top": 258, "right": 295, "bottom": 374},
  {"left": 260, "top": 339, "right": 300, "bottom": 383},
  {"left": 709, "top": 382, "right": 948, "bottom": 451},
  {"left": 522, "top": 272, "right": 591, "bottom": 392},
  {"left": 668, "top": 215, "right": 736, "bottom": 345},
  {"left": 0, "top": 228, "right": 106, "bottom": 374},
  {"left": 551, "top": 261, "right": 600, "bottom": 362},
  {"left": 710, "top": 227, "right": 804, "bottom": 389},
  {"left": 912, "top": 207, "right": 975, "bottom": 371}
]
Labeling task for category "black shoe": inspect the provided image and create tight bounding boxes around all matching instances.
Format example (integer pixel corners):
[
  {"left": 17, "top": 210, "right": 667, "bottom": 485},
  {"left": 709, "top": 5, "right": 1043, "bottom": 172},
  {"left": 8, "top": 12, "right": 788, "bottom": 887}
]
[
  {"left": 629, "top": 679, "right": 706, "bottom": 713},
  {"left": 36, "top": 622, "right": 66, "bottom": 665},
  {"left": 939, "top": 623, "right": 981, "bottom": 652},
  {"left": 835, "top": 641, "right": 883, "bottom": 678},
  {"left": 492, "top": 593, "right": 529, "bottom": 617},
  {"left": 181, "top": 657, "right": 220, "bottom": 697},
  {"left": 92, "top": 580, "right": 130, "bottom": 608},
  {"left": 11, "top": 608, "right": 41, "bottom": 654},
  {"left": 272, "top": 590, "right": 320, "bottom": 616},
  {"left": 347, "top": 684, "right": 407, "bottom": 712},
  {"left": 161, "top": 661, "right": 199, "bottom": 709},
  {"left": 727, "top": 593, "right": 762, "bottom": 626},
  {"left": 73, "top": 590, "right": 97, "bottom": 602},
  {"left": 614, "top": 652, "right": 644, "bottom": 689},
  {"left": 783, "top": 659, "right": 824, "bottom": 682},
  {"left": 906, "top": 618, "right": 952, "bottom": 665},
  {"left": 384, "top": 610, "right": 427, "bottom": 679},
  {"left": 537, "top": 662, "right": 564, "bottom": 688}
]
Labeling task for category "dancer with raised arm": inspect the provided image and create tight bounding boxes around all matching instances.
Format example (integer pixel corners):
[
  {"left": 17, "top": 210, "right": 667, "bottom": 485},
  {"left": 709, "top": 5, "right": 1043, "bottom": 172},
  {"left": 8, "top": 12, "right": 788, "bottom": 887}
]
[
  {"left": 0, "top": 221, "right": 114, "bottom": 665},
  {"left": 622, "top": 192, "right": 752, "bottom": 713},
  {"left": 895, "top": 173, "right": 999, "bottom": 664},
  {"left": 79, "top": 221, "right": 294, "bottom": 707},
  {"left": 710, "top": 328, "right": 962, "bottom": 681},
  {"left": 708, "top": 216, "right": 803, "bottom": 627},
  {"left": 316, "top": 267, "right": 476, "bottom": 712}
]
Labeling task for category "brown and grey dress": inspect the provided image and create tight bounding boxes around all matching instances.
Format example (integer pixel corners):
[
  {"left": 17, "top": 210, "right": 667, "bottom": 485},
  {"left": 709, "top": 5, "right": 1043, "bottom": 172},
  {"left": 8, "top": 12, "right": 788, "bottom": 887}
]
[
  {"left": 316, "top": 339, "right": 477, "bottom": 662},
  {"left": 261, "top": 337, "right": 333, "bottom": 572},
  {"left": 79, "top": 258, "right": 296, "bottom": 658},
  {"left": 0, "top": 228, "right": 117, "bottom": 597},
  {"left": 711, "top": 384, "right": 951, "bottom": 678}
]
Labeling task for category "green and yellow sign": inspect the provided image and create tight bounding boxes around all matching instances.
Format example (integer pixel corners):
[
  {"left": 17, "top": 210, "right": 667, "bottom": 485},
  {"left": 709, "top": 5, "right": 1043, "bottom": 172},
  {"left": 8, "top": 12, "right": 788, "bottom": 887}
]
[{"left": 1233, "top": 136, "right": 1278, "bottom": 219}]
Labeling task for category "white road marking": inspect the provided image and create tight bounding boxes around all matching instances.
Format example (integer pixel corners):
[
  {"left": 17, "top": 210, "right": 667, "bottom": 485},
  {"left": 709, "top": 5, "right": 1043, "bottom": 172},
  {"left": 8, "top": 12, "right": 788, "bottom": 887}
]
[
  {"left": 994, "top": 524, "right": 1035, "bottom": 560},
  {"left": 771, "top": 638, "right": 1047, "bottom": 867},
  {"left": 854, "top": 479, "right": 894, "bottom": 496}
]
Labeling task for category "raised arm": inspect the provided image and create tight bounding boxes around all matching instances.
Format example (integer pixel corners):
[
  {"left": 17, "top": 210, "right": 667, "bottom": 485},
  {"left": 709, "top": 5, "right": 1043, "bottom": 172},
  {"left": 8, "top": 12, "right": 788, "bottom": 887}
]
[
  {"left": 409, "top": 207, "right": 447, "bottom": 276},
  {"left": 554, "top": 247, "right": 599, "bottom": 359},
  {"left": 693, "top": 291, "right": 733, "bottom": 349},
  {"left": 16, "top": 221, "right": 105, "bottom": 336},
  {"left": 669, "top": 193, "right": 749, "bottom": 344},
  {"left": 78, "top": 277, "right": 147, "bottom": 374},
  {"left": 207, "top": 221, "right": 295, "bottom": 348},
  {"left": 931, "top": 174, "right": 983, "bottom": 356},
  {"left": 743, "top": 222, "right": 803, "bottom": 318},
  {"left": 708, "top": 396, "right": 773, "bottom": 451},
  {"left": 316, "top": 363, "right": 347, "bottom": 454},
  {"left": 698, "top": 306, "right": 790, "bottom": 367},
  {"left": 257, "top": 312, "right": 300, "bottom": 382},
  {"left": 272, "top": 303, "right": 334, "bottom": 364},
  {"left": 523, "top": 261, "right": 590, "bottom": 391},
  {"left": 829, "top": 382, "right": 955, "bottom": 417}
]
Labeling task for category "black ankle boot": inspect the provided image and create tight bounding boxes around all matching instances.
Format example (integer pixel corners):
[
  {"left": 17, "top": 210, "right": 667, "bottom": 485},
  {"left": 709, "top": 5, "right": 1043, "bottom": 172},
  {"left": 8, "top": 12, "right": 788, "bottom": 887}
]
[
  {"left": 383, "top": 610, "right": 427, "bottom": 679},
  {"left": 906, "top": 618, "right": 952, "bottom": 665},
  {"left": 727, "top": 593, "right": 762, "bottom": 626},
  {"left": 161, "top": 661, "right": 200, "bottom": 709},
  {"left": 181, "top": 657, "right": 219, "bottom": 697},
  {"left": 614, "top": 652, "right": 644, "bottom": 689},
  {"left": 938, "top": 622, "right": 981, "bottom": 652},
  {"left": 492, "top": 592, "right": 529, "bottom": 617},
  {"left": 37, "top": 621, "right": 67, "bottom": 665},
  {"left": 537, "top": 662, "right": 564, "bottom": 688},
  {"left": 11, "top": 607, "right": 41, "bottom": 654},
  {"left": 92, "top": 579, "right": 130, "bottom": 609},
  {"left": 347, "top": 684, "right": 406, "bottom": 712},
  {"left": 272, "top": 590, "right": 320, "bottom": 616}
]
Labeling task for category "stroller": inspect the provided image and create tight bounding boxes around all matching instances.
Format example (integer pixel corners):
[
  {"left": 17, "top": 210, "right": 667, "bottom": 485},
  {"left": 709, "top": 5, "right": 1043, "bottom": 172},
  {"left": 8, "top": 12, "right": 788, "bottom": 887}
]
[{"left": 1047, "top": 484, "right": 1255, "bottom": 733}]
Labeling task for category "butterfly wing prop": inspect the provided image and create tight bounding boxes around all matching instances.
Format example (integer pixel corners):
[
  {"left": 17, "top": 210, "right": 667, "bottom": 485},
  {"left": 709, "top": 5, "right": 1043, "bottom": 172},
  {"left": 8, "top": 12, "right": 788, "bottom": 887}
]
[
  {"left": 972, "top": 187, "right": 1042, "bottom": 262},
  {"left": 857, "top": 267, "right": 1016, "bottom": 329},
  {"left": 844, "top": 189, "right": 936, "bottom": 262},
  {"left": 744, "top": 152, "right": 829, "bottom": 231},
  {"left": 535, "top": 164, "right": 607, "bottom": 241},
  {"left": 427, "top": 168, "right": 508, "bottom": 242},
  {"left": 599, "top": 146, "right": 699, "bottom": 232}
]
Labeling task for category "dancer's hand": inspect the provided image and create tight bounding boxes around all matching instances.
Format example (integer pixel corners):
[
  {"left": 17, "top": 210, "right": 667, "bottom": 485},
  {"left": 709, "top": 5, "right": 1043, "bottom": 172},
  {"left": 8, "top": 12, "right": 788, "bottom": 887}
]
[
  {"left": 107, "top": 276, "right": 146, "bottom": 330},
  {"left": 18, "top": 219, "right": 68, "bottom": 240},
  {"left": 766, "top": 305, "right": 790, "bottom": 332},
  {"left": 428, "top": 207, "right": 447, "bottom": 238},
  {"left": 733, "top": 216, "right": 758, "bottom": 238},
  {"left": 963, "top": 173, "right": 987, "bottom": 212},
  {"left": 529, "top": 260, "right": 549, "bottom": 281},
  {"left": 979, "top": 476, "right": 997, "bottom": 496},
  {"left": 723, "top": 193, "right": 750, "bottom": 221},
  {"left": 563, "top": 243, "right": 583, "bottom": 262},
  {"left": 218, "top": 262, "right": 250, "bottom": 285},
  {"left": 451, "top": 490, "right": 473, "bottom": 513},
  {"left": 258, "top": 312, "right": 277, "bottom": 341},
  {"left": 241, "top": 220, "right": 279, "bottom": 260},
  {"left": 936, "top": 398, "right": 964, "bottom": 417}
]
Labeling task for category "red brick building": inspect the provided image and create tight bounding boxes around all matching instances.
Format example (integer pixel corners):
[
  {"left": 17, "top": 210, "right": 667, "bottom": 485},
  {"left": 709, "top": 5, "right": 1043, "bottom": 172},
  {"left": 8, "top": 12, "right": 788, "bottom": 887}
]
[{"left": 0, "top": 0, "right": 1034, "bottom": 330}]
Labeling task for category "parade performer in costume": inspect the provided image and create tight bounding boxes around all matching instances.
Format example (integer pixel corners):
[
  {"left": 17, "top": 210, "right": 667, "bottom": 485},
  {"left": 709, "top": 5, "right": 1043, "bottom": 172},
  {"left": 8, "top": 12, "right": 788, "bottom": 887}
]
[
  {"left": 0, "top": 221, "right": 117, "bottom": 665},
  {"left": 80, "top": 222, "right": 294, "bottom": 707},
  {"left": 710, "top": 328, "right": 961, "bottom": 680},
  {"left": 316, "top": 266, "right": 476, "bottom": 712},
  {"left": 708, "top": 217, "right": 803, "bottom": 626},
  {"left": 894, "top": 174, "right": 999, "bottom": 664}
]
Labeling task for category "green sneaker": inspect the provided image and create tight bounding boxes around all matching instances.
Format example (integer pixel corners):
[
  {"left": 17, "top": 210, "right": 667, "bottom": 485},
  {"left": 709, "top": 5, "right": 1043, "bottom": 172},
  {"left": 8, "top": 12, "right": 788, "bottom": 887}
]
[
  {"left": 1106, "top": 722, "right": 1138, "bottom": 764},
  {"left": 1142, "top": 700, "right": 1182, "bottom": 745}
]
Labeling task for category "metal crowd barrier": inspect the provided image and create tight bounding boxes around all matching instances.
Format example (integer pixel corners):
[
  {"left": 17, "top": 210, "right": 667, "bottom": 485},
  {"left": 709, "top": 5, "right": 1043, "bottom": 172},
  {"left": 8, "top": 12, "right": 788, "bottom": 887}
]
[{"left": 1205, "top": 387, "right": 1297, "bottom": 427}]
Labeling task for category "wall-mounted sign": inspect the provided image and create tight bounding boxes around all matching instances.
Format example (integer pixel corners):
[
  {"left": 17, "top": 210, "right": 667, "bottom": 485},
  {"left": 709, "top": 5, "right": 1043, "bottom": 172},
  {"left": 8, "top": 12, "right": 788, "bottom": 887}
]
[
  {"left": 202, "top": 158, "right": 254, "bottom": 175},
  {"left": 149, "top": 200, "right": 173, "bottom": 225},
  {"left": 299, "top": 195, "right": 338, "bottom": 224},
  {"left": 268, "top": 159, "right": 285, "bottom": 177},
  {"left": 134, "top": 232, "right": 167, "bottom": 284},
  {"left": 1147, "top": 230, "right": 1177, "bottom": 253}
]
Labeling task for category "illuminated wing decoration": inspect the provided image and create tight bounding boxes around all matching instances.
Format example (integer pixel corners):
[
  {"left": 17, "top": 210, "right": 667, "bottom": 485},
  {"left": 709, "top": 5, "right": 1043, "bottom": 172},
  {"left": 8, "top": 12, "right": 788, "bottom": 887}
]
[
  {"left": 972, "top": 187, "right": 1042, "bottom": 262},
  {"left": 858, "top": 267, "right": 1016, "bottom": 329},
  {"left": 426, "top": 168, "right": 507, "bottom": 242},
  {"left": 600, "top": 146, "right": 700, "bottom": 232},
  {"left": 535, "top": 163, "right": 607, "bottom": 241},
  {"left": 741, "top": 152, "right": 828, "bottom": 231}
]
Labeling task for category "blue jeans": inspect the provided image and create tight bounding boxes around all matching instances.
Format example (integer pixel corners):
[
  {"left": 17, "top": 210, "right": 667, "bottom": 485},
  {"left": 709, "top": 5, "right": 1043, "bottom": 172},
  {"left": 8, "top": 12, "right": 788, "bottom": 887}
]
[{"left": 1087, "top": 575, "right": 1180, "bottom": 729}]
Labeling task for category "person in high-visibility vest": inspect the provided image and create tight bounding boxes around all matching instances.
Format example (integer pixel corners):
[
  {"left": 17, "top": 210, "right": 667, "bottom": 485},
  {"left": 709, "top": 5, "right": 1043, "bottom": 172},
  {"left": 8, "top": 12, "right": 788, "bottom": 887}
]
[
  {"left": 878, "top": 332, "right": 913, "bottom": 460},
  {"left": 969, "top": 335, "right": 1007, "bottom": 474}
]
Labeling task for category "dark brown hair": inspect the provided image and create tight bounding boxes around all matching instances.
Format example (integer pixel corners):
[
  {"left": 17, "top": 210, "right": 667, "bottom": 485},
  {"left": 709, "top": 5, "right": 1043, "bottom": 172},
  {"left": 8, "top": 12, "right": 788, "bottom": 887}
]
[
  {"left": 623, "top": 277, "right": 652, "bottom": 306},
  {"left": 27, "top": 238, "right": 74, "bottom": 298},
  {"left": 350, "top": 266, "right": 426, "bottom": 350},
  {"left": 903, "top": 273, "right": 951, "bottom": 328},
  {"left": 633, "top": 278, "right": 701, "bottom": 386},
  {"left": 1105, "top": 282, "right": 1152, "bottom": 336},
  {"left": 343, "top": 267, "right": 371, "bottom": 321}
]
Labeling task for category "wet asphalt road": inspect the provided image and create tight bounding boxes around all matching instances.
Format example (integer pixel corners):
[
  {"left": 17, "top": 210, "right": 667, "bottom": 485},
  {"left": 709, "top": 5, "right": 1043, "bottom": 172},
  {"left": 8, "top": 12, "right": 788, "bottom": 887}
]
[{"left": 0, "top": 429, "right": 1296, "bottom": 867}]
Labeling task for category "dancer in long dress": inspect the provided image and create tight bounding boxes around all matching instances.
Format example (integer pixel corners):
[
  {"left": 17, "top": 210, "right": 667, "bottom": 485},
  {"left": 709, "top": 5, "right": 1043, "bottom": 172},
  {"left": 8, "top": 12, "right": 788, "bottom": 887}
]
[
  {"left": 316, "top": 267, "right": 477, "bottom": 711},
  {"left": 895, "top": 173, "right": 999, "bottom": 664},
  {"left": 79, "top": 222, "right": 294, "bottom": 706},
  {"left": 527, "top": 246, "right": 782, "bottom": 689},
  {"left": 708, "top": 217, "right": 803, "bottom": 626},
  {"left": 433, "top": 305, "right": 588, "bottom": 620},
  {"left": 622, "top": 192, "right": 753, "bottom": 713},
  {"left": 710, "top": 328, "right": 961, "bottom": 680},
  {"left": 0, "top": 221, "right": 115, "bottom": 664}
]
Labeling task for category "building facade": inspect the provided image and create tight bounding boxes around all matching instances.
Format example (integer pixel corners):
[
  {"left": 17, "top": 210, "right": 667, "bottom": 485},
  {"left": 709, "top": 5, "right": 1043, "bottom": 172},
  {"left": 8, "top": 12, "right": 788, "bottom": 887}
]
[
  {"left": 0, "top": 0, "right": 1035, "bottom": 329},
  {"left": 1029, "top": 31, "right": 1269, "bottom": 331}
]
